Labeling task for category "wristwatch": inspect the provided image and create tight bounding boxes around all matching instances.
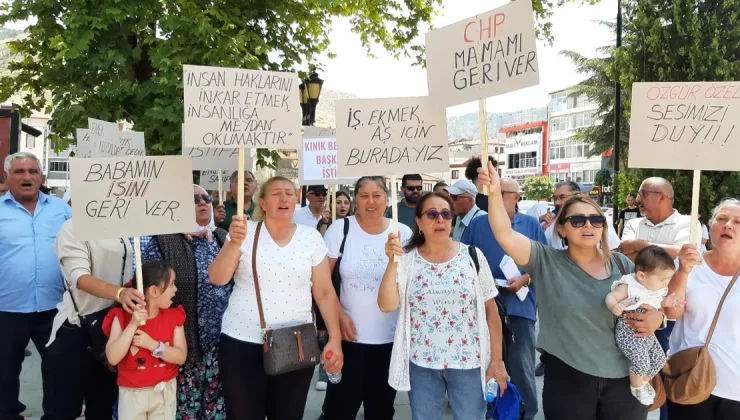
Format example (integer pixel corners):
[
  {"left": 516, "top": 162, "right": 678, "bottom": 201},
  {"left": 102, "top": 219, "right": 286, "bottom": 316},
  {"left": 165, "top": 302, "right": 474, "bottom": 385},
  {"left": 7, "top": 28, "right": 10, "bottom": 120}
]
[{"left": 151, "top": 341, "right": 165, "bottom": 358}]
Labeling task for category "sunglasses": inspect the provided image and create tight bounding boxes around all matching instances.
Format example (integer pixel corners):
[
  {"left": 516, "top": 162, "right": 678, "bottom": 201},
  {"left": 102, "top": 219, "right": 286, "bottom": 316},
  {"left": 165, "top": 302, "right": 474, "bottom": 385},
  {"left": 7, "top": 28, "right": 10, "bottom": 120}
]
[
  {"left": 565, "top": 215, "right": 606, "bottom": 228},
  {"left": 194, "top": 194, "right": 213, "bottom": 204},
  {"left": 310, "top": 191, "right": 328, "bottom": 197},
  {"left": 404, "top": 186, "right": 423, "bottom": 192},
  {"left": 422, "top": 209, "right": 454, "bottom": 221}
]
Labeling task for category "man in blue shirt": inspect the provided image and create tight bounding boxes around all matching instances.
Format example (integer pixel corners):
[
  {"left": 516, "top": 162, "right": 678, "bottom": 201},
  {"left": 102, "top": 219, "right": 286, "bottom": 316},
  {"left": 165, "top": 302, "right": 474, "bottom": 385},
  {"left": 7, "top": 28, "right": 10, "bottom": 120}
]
[
  {"left": 0, "top": 152, "right": 71, "bottom": 419},
  {"left": 462, "top": 178, "right": 546, "bottom": 420}
]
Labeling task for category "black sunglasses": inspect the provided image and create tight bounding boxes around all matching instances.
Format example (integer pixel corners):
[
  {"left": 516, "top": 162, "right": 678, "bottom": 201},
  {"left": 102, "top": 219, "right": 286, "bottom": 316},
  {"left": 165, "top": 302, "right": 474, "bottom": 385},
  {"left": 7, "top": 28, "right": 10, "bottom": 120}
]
[
  {"left": 309, "top": 190, "right": 328, "bottom": 197},
  {"left": 565, "top": 215, "right": 606, "bottom": 228},
  {"left": 422, "top": 209, "right": 454, "bottom": 221},
  {"left": 405, "top": 186, "right": 423, "bottom": 192},
  {"left": 194, "top": 194, "right": 213, "bottom": 204}
]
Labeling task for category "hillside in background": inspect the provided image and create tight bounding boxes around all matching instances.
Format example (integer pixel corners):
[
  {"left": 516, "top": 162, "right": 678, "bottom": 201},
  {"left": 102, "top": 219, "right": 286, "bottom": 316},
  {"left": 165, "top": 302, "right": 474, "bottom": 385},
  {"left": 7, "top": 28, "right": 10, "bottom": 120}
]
[{"left": 0, "top": 27, "right": 22, "bottom": 76}]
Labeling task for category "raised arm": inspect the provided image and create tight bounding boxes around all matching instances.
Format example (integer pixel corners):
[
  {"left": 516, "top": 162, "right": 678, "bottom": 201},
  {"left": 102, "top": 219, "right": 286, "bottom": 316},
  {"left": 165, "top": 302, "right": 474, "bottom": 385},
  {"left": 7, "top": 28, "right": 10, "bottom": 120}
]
[
  {"left": 665, "top": 244, "right": 701, "bottom": 319},
  {"left": 478, "top": 162, "right": 534, "bottom": 266},
  {"left": 378, "top": 233, "right": 404, "bottom": 312},
  {"left": 209, "top": 215, "right": 246, "bottom": 285}
]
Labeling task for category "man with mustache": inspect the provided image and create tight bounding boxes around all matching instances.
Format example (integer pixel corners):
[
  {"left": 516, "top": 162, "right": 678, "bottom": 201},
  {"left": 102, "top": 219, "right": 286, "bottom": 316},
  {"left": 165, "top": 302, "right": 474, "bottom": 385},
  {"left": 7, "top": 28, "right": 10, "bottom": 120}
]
[
  {"left": 0, "top": 152, "right": 71, "bottom": 419},
  {"left": 385, "top": 173, "right": 422, "bottom": 231}
]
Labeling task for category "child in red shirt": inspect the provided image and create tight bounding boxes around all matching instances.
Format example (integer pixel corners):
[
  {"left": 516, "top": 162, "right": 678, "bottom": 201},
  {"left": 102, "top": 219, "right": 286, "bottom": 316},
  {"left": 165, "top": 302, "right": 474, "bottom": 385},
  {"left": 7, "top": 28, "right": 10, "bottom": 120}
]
[{"left": 104, "top": 261, "right": 187, "bottom": 420}]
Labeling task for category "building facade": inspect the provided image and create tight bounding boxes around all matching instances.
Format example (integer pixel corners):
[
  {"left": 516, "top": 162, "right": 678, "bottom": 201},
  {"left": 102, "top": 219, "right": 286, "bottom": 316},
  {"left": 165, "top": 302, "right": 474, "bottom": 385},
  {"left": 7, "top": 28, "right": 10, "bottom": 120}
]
[{"left": 500, "top": 121, "right": 548, "bottom": 185}]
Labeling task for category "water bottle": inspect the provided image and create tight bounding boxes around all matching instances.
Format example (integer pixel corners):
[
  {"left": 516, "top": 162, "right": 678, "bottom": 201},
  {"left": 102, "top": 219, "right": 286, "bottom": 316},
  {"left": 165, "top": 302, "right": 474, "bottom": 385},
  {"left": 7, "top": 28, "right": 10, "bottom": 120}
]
[
  {"left": 485, "top": 379, "right": 499, "bottom": 403},
  {"left": 324, "top": 351, "right": 342, "bottom": 384}
]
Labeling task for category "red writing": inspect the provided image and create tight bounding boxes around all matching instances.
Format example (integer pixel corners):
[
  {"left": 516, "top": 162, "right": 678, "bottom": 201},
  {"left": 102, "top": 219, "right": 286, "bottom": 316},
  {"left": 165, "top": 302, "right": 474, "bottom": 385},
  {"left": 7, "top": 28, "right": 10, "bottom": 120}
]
[
  {"left": 463, "top": 13, "right": 506, "bottom": 43},
  {"left": 315, "top": 154, "right": 336, "bottom": 165}
]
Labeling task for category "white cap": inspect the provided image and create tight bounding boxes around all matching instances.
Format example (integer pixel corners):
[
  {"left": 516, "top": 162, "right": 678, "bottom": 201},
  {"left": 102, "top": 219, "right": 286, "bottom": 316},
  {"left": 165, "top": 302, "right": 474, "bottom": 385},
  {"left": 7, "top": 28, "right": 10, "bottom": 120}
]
[
  {"left": 62, "top": 188, "right": 72, "bottom": 204},
  {"left": 445, "top": 180, "right": 477, "bottom": 197}
]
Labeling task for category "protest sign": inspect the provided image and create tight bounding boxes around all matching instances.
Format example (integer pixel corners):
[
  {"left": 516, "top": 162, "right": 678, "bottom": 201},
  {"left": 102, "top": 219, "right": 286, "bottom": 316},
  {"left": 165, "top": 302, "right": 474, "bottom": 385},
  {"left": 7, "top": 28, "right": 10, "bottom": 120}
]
[
  {"left": 303, "top": 126, "right": 336, "bottom": 138},
  {"left": 182, "top": 65, "right": 302, "bottom": 149},
  {"left": 335, "top": 96, "right": 449, "bottom": 178},
  {"left": 629, "top": 81, "right": 740, "bottom": 171},
  {"left": 183, "top": 147, "right": 240, "bottom": 171},
  {"left": 424, "top": 0, "right": 539, "bottom": 108},
  {"left": 200, "top": 170, "right": 231, "bottom": 191},
  {"left": 76, "top": 129, "right": 92, "bottom": 158},
  {"left": 69, "top": 155, "right": 196, "bottom": 241},
  {"left": 298, "top": 137, "right": 357, "bottom": 185},
  {"left": 87, "top": 118, "right": 146, "bottom": 157}
]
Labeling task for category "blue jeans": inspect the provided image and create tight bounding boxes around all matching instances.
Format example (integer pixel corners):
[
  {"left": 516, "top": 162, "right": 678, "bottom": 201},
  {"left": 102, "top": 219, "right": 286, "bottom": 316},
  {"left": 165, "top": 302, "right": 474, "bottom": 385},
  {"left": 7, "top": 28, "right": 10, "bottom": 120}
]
[
  {"left": 408, "top": 362, "right": 485, "bottom": 420},
  {"left": 506, "top": 316, "right": 538, "bottom": 420},
  {"left": 655, "top": 321, "right": 675, "bottom": 420}
]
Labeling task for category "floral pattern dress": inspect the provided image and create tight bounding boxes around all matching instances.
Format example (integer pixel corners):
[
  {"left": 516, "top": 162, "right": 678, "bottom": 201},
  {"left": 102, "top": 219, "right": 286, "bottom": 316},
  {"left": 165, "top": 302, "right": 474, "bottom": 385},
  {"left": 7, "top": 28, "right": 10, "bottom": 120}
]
[
  {"left": 144, "top": 236, "right": 233, "bottom": 420},
  {"left": 408, "top": 248, "right": 482, "bottom": 370}
]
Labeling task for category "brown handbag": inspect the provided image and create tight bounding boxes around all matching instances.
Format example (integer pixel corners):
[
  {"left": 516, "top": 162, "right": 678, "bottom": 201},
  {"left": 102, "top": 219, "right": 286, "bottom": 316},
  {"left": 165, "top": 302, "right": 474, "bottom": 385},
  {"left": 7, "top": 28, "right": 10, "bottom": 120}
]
[
  {"left": 662, "top": 267, "right": 740, "bottom": 405},
  {"left": 611, "top": 255, "right": 666, "bottom": 411},
  {"left": 251, "top": 222, "right": 321, "bottom": 376}
]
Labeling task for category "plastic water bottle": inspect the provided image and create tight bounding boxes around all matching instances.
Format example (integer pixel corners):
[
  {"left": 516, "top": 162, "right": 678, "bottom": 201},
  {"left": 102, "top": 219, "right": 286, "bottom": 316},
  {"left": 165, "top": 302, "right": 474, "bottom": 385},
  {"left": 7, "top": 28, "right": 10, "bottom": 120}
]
[
  {"left": 324, "top": 351, "right": 342, "bottom": 384},
  {"left": 485, "top": 379, "right": 499, "bottom": 403}
]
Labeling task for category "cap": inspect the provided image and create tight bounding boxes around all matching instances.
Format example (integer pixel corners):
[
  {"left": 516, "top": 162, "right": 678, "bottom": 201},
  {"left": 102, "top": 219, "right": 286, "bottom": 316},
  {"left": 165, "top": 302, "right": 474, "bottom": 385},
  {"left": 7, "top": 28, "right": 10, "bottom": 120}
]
[
  {"left": 445, "top": 180, "right": 477, "bottom": 197},
  {"left": 307, "top": 185, "right": 328, "bottom": 194}
]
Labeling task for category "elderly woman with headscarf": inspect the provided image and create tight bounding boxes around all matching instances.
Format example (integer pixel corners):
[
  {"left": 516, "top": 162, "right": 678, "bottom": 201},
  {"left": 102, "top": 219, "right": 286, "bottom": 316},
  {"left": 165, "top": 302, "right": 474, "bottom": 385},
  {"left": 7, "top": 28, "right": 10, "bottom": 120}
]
[{"left": 143, "top": 184, "right": 233, "bottom": 419}]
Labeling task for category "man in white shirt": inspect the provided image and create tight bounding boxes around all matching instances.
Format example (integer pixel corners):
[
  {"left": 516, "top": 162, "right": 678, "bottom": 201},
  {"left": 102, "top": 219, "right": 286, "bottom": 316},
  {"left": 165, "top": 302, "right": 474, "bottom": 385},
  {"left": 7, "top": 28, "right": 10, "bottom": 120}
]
[
  {"left": 293, "top": 185, "right": 329, "bottom": 228},
  {"left": 445, "top": 180, "right": 486, "bottom": 241}
]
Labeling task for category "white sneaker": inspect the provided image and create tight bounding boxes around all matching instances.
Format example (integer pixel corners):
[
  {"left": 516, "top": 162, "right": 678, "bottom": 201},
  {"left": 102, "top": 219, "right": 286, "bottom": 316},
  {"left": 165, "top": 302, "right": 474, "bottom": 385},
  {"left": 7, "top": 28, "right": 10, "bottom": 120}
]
[
  {"left": 631, "top": 382, "right": 655, "bottom": 406},
  {"left": 316, "top": 381, "right": 328, "bottom": 391}
]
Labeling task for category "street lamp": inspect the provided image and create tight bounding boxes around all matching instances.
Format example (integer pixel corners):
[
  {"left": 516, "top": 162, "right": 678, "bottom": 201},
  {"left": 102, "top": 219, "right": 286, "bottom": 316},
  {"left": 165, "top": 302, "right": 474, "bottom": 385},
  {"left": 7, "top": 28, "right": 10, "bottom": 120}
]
[
  {"left": 299, "top": 83, "right": 309, "bottom": 126},
  {"left": 612, "top": 0, "right": 622, "bottom": 226},
  {"left": 306, "top": 70, "right": 323, "bottom": 126}
]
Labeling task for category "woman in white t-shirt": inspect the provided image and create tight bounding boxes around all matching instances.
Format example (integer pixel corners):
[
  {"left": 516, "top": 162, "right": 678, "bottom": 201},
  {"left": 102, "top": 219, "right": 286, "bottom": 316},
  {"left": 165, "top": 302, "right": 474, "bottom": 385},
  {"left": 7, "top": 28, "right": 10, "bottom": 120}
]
[
  {"left": 320, "top": 176, "right": 412, "bottom": 420},
  {"left": 378, "top": 192, "right": 508, "bottom": 420},
  {"left": 666, "top": 198, "right": 740, "bottom": 420},
  {"left": 208, "top": 176, "right": 344, "bottom": 420}
]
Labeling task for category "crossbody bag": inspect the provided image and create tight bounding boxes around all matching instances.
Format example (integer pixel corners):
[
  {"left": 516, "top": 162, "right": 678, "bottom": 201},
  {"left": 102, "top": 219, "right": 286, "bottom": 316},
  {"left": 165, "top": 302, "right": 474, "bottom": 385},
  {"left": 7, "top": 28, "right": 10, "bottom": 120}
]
[{"left": 252, "top": 222, "right": 321, "bottom": 376}]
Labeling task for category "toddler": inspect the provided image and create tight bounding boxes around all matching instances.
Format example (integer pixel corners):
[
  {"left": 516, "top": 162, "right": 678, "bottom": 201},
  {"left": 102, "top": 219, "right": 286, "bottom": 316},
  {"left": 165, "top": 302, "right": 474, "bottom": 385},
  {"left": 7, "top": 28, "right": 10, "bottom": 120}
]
[
  {"left": 605, "top": 245, "right": 683, "bottom": 405},
  {"left": 104, "top": 262, "right": 187, "bottom": 420}
]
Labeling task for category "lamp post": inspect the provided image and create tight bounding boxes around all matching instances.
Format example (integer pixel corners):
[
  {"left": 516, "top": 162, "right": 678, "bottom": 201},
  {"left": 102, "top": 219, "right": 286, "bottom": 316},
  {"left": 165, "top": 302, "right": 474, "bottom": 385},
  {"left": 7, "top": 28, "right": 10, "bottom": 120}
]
[
  {"left": 299, "top": 68, "right": 324, "bottom": 205},
  {"left": 612, "top": 0, "right": 622, "bottom": 226}
]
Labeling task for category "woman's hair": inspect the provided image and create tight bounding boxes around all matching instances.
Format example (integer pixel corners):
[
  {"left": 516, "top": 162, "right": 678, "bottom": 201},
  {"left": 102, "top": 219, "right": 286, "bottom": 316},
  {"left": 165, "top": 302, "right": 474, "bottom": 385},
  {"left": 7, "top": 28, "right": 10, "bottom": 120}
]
[
  {"left": 555, "top": 195, "right": 611, "bottom": 263},
  {"left": 404, "top": 192, "right": 455, "bottom": 252},
  {"left": 334, "top": 190, "right": 353, "bottom": 218},
  {"left": 354, "top": 176, "right": 389, "bottom": 198},
  {"left": 709, "top": 198, "right": 740, "bottom": 225},
  {"left": 133, "top": 262, "right": 175, "bottom": 292},
  {"left": 251, "top": 176, "right": 295, "bottom": 222}
]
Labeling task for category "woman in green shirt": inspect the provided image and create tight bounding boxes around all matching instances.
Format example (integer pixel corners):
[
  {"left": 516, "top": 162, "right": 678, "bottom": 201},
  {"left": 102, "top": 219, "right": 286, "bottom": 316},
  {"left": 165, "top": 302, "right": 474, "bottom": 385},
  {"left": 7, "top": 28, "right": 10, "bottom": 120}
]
[{"left": 478, "top": 162, "right": 664, "bottom": 420}]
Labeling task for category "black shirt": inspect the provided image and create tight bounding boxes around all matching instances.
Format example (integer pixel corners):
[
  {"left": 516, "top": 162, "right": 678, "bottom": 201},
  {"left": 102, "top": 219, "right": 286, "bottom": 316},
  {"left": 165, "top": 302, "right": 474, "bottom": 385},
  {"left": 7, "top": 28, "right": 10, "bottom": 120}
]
[{"left": 619, "top": 207, "right": 641, "bottom": 224}]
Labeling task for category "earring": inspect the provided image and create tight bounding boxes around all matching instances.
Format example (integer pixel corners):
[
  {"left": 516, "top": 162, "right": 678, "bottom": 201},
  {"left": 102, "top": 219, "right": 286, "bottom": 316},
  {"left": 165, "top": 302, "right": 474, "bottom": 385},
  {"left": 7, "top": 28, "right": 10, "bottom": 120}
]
[{"left": 561, "top": 237, "right": 568, "bottom": 247}]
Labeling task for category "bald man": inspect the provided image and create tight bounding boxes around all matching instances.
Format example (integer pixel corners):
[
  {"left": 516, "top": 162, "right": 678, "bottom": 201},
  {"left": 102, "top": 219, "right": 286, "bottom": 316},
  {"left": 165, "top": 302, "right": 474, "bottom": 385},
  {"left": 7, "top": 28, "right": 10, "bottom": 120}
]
[{"left": 462, "top": 178, "right": 546, "bottom": 420}]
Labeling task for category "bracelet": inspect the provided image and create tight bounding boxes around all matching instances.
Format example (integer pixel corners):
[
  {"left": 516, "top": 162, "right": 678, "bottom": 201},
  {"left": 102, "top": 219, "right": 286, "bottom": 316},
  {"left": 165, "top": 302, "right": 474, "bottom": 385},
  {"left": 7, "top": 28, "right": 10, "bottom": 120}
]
[{"left": 115, "top": 287, "right": 125, "bottom": 303}]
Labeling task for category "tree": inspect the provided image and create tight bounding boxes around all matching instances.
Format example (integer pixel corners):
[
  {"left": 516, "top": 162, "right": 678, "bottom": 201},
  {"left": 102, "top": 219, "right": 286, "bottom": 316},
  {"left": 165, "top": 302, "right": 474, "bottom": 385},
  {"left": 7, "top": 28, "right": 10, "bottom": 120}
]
[
  {"left": 522, "top": 176, "right": 554, "bottom": 200},
  {"left": 0, "top": 0, "right": 599, "bottom": 167},
  {"left": 594, "top": 168, "right": 611, "bottom": 186}
]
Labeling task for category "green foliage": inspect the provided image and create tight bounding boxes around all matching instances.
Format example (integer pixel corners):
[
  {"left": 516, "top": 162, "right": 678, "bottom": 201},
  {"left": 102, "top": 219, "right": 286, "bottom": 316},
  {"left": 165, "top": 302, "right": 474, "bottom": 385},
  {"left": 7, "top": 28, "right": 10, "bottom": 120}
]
[
  {"left": 594, "top": 168, "right": 611, "bottom": 186},
  {"left": 522, "top": 176, "right": 555, "bottom": 200}
]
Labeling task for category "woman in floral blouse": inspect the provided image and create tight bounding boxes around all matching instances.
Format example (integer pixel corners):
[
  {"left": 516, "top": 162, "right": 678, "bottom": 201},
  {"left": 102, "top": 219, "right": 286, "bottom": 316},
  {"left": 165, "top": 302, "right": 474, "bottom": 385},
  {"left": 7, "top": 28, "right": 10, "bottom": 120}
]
[
  {"left": 143, "top": 185, "right": 233, "bottom": 419},
  {"left": 378, "top": 192, "right": 508, "bottom": 420}
]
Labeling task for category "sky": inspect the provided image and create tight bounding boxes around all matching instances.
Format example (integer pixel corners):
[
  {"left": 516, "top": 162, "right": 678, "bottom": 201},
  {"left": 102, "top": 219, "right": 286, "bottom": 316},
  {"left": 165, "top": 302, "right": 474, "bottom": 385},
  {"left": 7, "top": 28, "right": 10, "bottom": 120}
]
[{"left": 4, "top": 0, "right": 618, "bottom": 116}]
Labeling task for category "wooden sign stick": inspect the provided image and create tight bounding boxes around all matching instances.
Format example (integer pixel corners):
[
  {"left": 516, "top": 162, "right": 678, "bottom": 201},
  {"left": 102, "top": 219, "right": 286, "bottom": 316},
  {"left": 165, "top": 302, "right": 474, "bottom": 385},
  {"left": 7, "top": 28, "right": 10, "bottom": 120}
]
[
  {"left": 217, "top": 169, "right": 224, "bottom": 206},
  {"left": 237, "top": 150, "right": 245, "bottom": 216},
  {"left": 390, "top": 175, "right": 400, "bottom": 263},
  {"left": 689, "top": 169, "right": 701, "bottom": 245},
  {"left": 478, "top": 99, "right": 489, "bottom": 195},
  {"left": 331, "top": 185, "right": 337, "bottom": 222}
]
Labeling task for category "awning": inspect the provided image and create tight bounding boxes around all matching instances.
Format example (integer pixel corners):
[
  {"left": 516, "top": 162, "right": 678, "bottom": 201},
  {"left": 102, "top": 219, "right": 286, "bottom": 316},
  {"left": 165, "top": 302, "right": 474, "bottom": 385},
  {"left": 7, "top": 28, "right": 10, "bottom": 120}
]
[{"left": 22, "top": 123, "right": 42, "bottom": 137}]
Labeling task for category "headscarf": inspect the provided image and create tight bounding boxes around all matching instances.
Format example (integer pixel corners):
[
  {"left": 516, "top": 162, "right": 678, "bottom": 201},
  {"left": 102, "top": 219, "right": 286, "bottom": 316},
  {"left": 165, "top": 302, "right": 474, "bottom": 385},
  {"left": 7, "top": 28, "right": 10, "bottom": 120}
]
[{"left": 185, "top": 184, "right": 216, "bottom": 242}]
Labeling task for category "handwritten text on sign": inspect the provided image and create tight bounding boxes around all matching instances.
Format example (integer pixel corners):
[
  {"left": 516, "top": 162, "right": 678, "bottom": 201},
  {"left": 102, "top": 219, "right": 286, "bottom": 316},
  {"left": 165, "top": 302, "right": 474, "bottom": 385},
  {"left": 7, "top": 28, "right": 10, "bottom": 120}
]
[
  {"left": 69, "top": 156, "right": 196, "bottom": 241},
  {"left": 425, "top": 0, "right": 539, "bottom": 108},
  {"left": 183, "top": 147, "right": 240, "bottom": 171},
  {"left": 200, "top": 170, "right": 230, "bottom": 191},
  {"left": 335, "top": 97, "right": 449, "bottom": 177},
  {"left": 76, "top": 129, "right": 92, "bottom": 158},
  {"left": 87, "top": 118, "right": 146, "bottom": 157},
  {"left": 182, "top": 65, "right": 302, "bottom": 149},
  {"left": 299, "top": 137, "right": 357, "bottom": 185},
  {"left": 629, "top": 82, "right": 740, "bottom": 171}
]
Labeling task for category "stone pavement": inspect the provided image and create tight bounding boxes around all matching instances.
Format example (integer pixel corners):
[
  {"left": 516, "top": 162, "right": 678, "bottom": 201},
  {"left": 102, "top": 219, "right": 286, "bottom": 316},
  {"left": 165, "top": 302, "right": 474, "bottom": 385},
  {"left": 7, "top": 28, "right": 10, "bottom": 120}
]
[{"left": 19, "top": 347, "right": 657, "bottom": 420}]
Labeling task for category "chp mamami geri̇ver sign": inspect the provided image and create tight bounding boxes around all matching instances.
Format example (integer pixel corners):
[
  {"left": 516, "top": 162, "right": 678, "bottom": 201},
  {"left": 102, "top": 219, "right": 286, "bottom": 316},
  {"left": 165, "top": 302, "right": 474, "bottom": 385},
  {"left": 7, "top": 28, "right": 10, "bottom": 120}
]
[
  {"left": 629, "top": 81, "right": 740, "bottom": 171},
  {"left": 70, "top": 155, "right": 196, "bottom": 241},
  {"left": 335, "top": 96, "right": 449, "bottom": 178},
  {"left": 182, "top": 65, "right": 302, "bottom": 150},
  {"left": 425, "top": 0, "right": 539, "bottom": 108}
]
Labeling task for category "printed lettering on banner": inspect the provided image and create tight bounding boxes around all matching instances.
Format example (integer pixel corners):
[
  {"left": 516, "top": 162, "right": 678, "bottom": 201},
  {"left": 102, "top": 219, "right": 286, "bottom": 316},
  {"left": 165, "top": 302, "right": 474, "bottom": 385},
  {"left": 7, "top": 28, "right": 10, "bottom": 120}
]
[
  {"left": 182, "top": 65, "right": 302, "bottom": 149},
  {"left": 335, "top": 97, "right": 449, "bottom": 177},
  {"left": 76, "top": 129, "right": 92, "bottom": 158},
  {"left": 87, "top": 118, "right": 146, "bottom": 157},
  {"left": 199, "top": 170, "right": 231, "bottom": 191},
  {"left": 425, "top": 0, "right": 540, "bottom": 108},
  {"left": 70, "top": 155, "right": 196, "bottom": 241},
  {"left": 629, "top": 81, "right": 740, "bottom": 171},
  {"left": 299, "top": 137, "right": 358, "bottom": 185}
]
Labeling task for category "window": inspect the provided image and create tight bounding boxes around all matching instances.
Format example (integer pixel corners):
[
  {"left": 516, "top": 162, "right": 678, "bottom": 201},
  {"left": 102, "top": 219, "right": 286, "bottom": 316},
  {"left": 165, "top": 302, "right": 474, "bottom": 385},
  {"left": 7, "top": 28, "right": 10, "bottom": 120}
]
[
  {"left": 583, "top": 169, "right": 597, "bottom": 183},
  {"left": 25, "top": 134, "right": 35, "bottom": 149},
  {"left": 49, "top": 160, "right": 68, "bottom": 172},
  {"left": 451, "top": 170, "right": 459, "bottom": 180},
  {"left": 507, "top": 151, "right": 538, "bottom": 169},
  {"left": 550, "top": 92, "right": 567, "bottom": 113}
]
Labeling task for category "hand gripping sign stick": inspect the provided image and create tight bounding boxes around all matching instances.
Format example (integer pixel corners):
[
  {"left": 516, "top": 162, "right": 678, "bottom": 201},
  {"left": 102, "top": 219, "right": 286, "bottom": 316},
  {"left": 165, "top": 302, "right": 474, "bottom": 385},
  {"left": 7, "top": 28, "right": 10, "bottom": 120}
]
[{"left": 390, "top": 175, "right": 400, "bottom": 263}]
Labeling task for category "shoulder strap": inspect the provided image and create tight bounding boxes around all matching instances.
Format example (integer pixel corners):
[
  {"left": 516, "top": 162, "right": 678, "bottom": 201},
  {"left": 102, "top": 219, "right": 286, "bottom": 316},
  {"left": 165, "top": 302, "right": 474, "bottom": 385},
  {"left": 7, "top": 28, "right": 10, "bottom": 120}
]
[
  {"left": 213, "top": 228, "right": 228, "bottom": 248},
  {"left": 467, "top": 245, "right": 480, "bottom": 273},
  {"left": 338, "top": 217, "right": 350, "bottom": 256},
  {"left": 251, "top": 222, "right": 268, "bottom": 351},
  {"left": 612, "top": 254, "right": 627, "bottom": 275},
  {"left": 705, "top": 266, "right": 740, "bottom": 346}
]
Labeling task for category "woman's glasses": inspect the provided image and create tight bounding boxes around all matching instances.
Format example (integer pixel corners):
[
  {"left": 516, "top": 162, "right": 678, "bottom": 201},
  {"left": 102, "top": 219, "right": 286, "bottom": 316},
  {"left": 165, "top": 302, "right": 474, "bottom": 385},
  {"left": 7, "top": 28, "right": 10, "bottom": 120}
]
[
  {"left": 194, "top": 194, "right": 213, "bottom": 204},
  {"left": 422, "top": 209, "right": 454, "bottom": 221},
  {"left": 566, "top": 215, "right": 606, "bottom": 228}
]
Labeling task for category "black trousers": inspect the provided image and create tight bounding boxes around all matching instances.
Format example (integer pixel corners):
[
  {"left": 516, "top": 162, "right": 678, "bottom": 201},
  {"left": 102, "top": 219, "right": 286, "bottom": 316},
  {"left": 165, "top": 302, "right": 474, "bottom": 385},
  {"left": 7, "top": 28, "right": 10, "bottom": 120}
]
[
  {"left": 322, "top": 342, "right": 396, "bottom": 420},
  {"left": 0, "top": 310, "right": 55, "bottom": 420},
  {"left": 44, "top": 321, "right": 118, "bottom": 420},
  {"left": 541, "top": 352, "right": 648, "bottom": 420},
  {"left": 219, "top": 334, "right": 314, "bottom": 420},
  {"left": 668, "top": 394, "right": 740, "bottom": 420}
]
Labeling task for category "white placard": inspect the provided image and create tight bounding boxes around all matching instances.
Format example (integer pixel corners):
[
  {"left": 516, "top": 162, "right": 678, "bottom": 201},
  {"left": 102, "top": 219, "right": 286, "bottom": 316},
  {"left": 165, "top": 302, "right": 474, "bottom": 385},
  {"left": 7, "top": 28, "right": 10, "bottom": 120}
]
[
  {"left": 87, "top": 118, "right": 146, "bottom": 157},
  {"left": 335, "top": 96, "right": 450, "bottom": 177},
  {"left": 425, "top": 0, "right": 540, "bottom": 108},
  {"left": 200, "top": 170, "right": 231, "bottom": 191},
  {"left": 182, "top": 65, "right": 302, "bottom": 149},
  {"left": 303, "top": 126, "right": 337, "bottom": 138},
  {"left": 69, "top": 155, "right": 196, "bottom": 241},
  {"left": 76, "top": 129, "right": 92, "bottom": 158},
  {"left": 183, "top": 147, "right": 240, "bottom": 171},
  {"left": 298, "top": 137, "right": 358, "bottom": 185}
]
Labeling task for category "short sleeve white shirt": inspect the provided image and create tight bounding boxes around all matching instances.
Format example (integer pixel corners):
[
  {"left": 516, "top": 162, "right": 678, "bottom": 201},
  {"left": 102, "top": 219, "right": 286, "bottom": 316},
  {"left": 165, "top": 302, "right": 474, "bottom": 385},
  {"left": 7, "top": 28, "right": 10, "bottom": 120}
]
[
  {"left": 621, "top": 210, "right": 702, "bottom": 248},
  {"left": 324, "top": 216, "right": 413, "bottom": 344},
  {"left": 221, "top": 221, "right": 328, "bottom": 344},
  {"left": 292, "top": 205, "right": 322, "bottom": 228},
  {"left": 670, "top": 260, "right": 740, "bottom": 401}
]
